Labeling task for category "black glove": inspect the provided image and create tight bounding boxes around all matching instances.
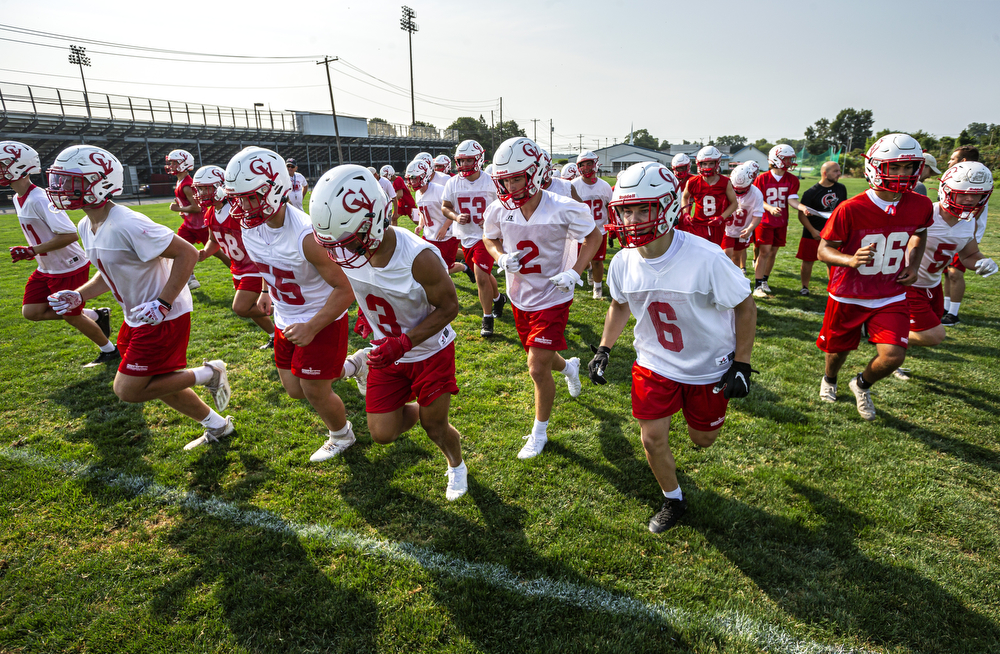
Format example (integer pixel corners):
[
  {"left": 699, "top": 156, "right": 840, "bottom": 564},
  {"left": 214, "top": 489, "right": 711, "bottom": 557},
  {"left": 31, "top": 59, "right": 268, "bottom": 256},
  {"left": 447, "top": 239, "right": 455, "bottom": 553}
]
[
  {"left": 588, "top": 344, "right": 611, "bottom": 384},
  {"left": 714, "top": 361, "right": 756, "bottom": 399}
]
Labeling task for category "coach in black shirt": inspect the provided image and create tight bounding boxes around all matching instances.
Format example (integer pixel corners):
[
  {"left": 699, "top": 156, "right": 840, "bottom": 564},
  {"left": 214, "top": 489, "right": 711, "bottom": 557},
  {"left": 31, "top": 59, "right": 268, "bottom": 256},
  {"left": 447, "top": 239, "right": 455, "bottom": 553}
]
[{"left": 795, "top": 161, "right": 847, "bottom": 295}]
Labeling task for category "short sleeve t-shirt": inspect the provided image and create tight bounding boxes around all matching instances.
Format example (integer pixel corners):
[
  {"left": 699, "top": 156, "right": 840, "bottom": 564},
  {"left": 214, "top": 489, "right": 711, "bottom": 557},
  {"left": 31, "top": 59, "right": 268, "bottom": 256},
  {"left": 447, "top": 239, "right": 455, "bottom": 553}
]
[
  {"left": 799, "top": 181, "right": 848, "bottom": 238},
  {"left": 725, "top": 186, "right": 764, "bottom": 239},
  {"left": 287, "top": 172, "right": 308, "bottom": 210},
  {"left": 571, "top": 177, "right": 614, "bottom": 233},
  {"left": 393, "top": 176, "right": 416, "bottom": 217},
  {"left": 415, "top": 182, "right": 452, "bottom": 242},
  {"left": 443, "top": 172, "right": 497, "bottom": 247},
  {"left": 754, "top": 170, "right": 801, "bottom": 228},
  {"left": 15, "top": 184, "right": 89, "bottom": 275}
]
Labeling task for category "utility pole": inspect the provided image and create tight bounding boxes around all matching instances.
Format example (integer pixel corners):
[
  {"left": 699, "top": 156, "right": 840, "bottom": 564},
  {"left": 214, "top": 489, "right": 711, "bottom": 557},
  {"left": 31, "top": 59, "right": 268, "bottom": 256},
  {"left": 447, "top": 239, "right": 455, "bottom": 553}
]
[
  {"left": 531, "top": 118, "right": 539, "bottom": 142},
  {"left": 578, "top": 135, "right": 583, "bottom": 152},
  {"left": 499, "top": 97, "right": 503, "bottom": 141},
  {"left": 400, "top": 6, "right": 418, "bottom": 126},
  {"left": 317, "top": 56, "right": 344, "bottom": 164},
  {"left": 68, "top": 45, "right": 91, "bottom": 118},
  {"left": 550, "top": 119, "right": 554, "bottom": 154},
  {"left": 490, "top": 110, "right": 495, "bottom": 152}
]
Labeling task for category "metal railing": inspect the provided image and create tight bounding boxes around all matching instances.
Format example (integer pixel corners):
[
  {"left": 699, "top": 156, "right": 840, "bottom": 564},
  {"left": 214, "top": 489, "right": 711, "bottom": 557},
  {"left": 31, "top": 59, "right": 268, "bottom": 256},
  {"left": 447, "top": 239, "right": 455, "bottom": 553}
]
[{"left": 367, "top": 120, "right": 458, "bottom": 141}]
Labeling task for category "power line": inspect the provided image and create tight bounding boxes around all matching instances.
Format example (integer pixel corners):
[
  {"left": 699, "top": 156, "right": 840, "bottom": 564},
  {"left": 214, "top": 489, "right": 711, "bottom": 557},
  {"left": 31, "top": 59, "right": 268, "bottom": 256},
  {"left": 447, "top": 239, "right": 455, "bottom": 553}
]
[
  {"left": 0, "top": 36, "right": 315, "bottom": 65},
  {"left": 0, "top": 67, "right": 325, "bottom": 90}
]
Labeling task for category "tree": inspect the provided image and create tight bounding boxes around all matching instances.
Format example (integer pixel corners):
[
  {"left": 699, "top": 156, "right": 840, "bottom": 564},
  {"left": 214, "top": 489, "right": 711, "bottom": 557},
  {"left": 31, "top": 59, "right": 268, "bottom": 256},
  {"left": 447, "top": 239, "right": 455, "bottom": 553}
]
[
  {"left": 966, "top": 122, "right": 989, "bottom": 142},
  {"left": 714, "top": 135, "right": 747, "bottom": 149},
  {"left": 659, "top": 139, "right": 672, "bottom": 151},
  {"left": 413, "top": 120, "right": 436, "bottom": 129},
  {"left": 754, "top": 138, "right": 774, "bottom": 153},
  {"left": 829, "top": 108, "right": 874, "bottom": 152},
  {"left": 496, "top": 120, "right": 526, "bottom": 141},
  {"left": 804, "top": 118, "right": 833, "bottom": 154},
  {"left": 624, "top": 128, "right": 659, "bottom": 150},
  {"left": 957, "top": 129, "right": 974, "bottom": 146},
  {"left": 369, "top": 117, "right": 389, "bottom": 124},
  {"left": 909, "top": 130, "right": 938, "bottom": 153},
  {"left": 447, "top": 116, "right": 490, "bottom": 143}
]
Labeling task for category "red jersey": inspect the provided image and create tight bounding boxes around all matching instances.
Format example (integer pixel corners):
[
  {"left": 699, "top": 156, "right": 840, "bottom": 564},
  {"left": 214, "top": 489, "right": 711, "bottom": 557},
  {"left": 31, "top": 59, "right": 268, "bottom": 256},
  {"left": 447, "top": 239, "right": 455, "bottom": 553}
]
[
  {"left": 687, "top": 175, "right": 730, "bottom": 226},
  {"left": 821, "top": 191, "right": 933, "bottom": 301},
  {"left": 175, "top": 175, "right": 205, "bottom": 230},
  {"left": 208, "top": 205, "right": 261, "bottom": 279},
  {"left": 753, "top": 170, "right": 800, "bottom": 228},
  {"left": 393, "top": 176, "right": 416, "bottom": 216}
]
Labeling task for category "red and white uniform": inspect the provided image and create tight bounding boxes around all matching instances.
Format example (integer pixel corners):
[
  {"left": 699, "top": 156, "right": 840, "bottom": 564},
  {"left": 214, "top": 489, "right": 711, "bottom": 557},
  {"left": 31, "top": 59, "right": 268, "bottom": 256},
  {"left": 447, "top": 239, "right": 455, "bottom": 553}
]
[
  {"left": 607, "top": 231, "right": 751, "bottom": 385},
  {"left": 754, "top": 170, "right": 800, "bottom": 228},
  {"left": 544, "top": 177, "right": 574, "bottom": 199},
  {"left": 685, "top": 175, "right": 730, "bottom": 237},
  {"left": 915, "top": 204, "right": 976, "bottom": 290},
  {"left": 15, "top": 184, "right": 88, "bottom": 274},
  {"left": 443, "top": 172, "right": 496, "bottom": 248},
  {"left": 428, "top": 171, "right": 449, "bottom": 188},
  {"left": 341, "top": 227, "right": 456, "bottom": 363},
  {"left": 208, "top": 203, "right": 262, "bottom": 282},
  {"left": 240, "top": 205, "right": 340, "bottom": 331},
  {"left": 725, "top": 186, "right": 764, "bottom": 241},
  {"left": 483, "top": 190, "right": 594, "bottom": 311},
  {"left": 378, "top": 176, "right": 395, "bottom": 203},
  {"left": 175, "top": 176, "right": 205, "bottom": 230},
  {"left": 416, "top": 183, "right": 452, "bottom": 242},
  {"left": 78, "top": 205, "right": 194, "bottom": 327},
  {"left": 571, "top": 177, "right": 613, "bottom": 234}
]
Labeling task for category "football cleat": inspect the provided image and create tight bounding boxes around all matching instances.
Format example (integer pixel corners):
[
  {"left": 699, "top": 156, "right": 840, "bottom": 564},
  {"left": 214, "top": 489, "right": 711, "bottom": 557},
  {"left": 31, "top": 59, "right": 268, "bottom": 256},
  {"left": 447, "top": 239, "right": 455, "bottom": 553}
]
[
  {"left": 259, "top": 334, "right": 275, "bottom": 350},
  {"left": 83, "top": 347, "right": 121, "bottom": 368},
  {"left": 187, "top": 275, "right": 201, "bottom": 291},
  {"left": 752, "top": 285, "right": 768, "bottom": 299},
  {"left": 819, "top": 377, "right": 837, "bottom": 403},
  {"left": 760, "top": 281, "right": 772, "bottom": 294},
  {"left": 517, "top": 433, "right": 548, "bottom": 459},
  {"left": 492, "top": 293, "right": 507, "bottom": 319},
  {"left": 649, "top": 497, "right": 687, "bottom": 533},
  {"left": 848, "top": 376, "right": 877, "bottom": 421},
  {"left": 799, "top": 287, "right": 810, "bottom": 296},
  {"left": 480, "top": 315, "right": 494, "bottom": 337},
  {"left": 445, "top": 462, "right": 468, "bottom": 501},
  {"left": 592, "top": 285, "right": 603, "bottom": 301},
  {"left": 345, "top": 347, "right": 372, "bottom": 397},
  {"left": 203, "top": 360, "right": 231, "bottom": 412},
  {"left": 941, "top": 313, "right": 960, "bottom": 326},
  {"left": 892, "top": 367, "right": 911, "bottom": 381},
  {"left": 184, "top": 416, "right": 234, "bottom": 450},
  {"left": 310, "top": 423, "right": 356, "bottom": 462},
  {"left": 563, "top": 357, "right": 582, "bottom": 398},
  {"left": 463, "top": 264, "right": 476, "bottom": 284},
  {"left": 95, "top": 307, "right": 112, "bottom": 339}
]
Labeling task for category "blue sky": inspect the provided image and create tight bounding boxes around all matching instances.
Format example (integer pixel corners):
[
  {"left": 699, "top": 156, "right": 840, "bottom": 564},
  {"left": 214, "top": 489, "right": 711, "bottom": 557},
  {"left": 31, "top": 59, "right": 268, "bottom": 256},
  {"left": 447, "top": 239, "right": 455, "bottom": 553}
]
[{"left": 2, "top": 0, "right": 998, "bottom": 151}]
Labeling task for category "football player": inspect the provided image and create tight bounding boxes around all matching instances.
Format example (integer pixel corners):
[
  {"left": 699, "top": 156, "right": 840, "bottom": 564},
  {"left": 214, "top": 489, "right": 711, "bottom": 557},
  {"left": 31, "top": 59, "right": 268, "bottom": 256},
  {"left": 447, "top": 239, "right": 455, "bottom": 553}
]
[
  {"left": 483, "top": 137, "right": 602, "bottom": 459},
  {"left": 384, "top": 165, "right": 414, "bottom": 227},
  {"left": 816, "top": 134, "right": 932, "bottom": 420},
  {"left": 572, "top": 151, "right": 614, "bottom": 300},
  {"left": 941, "top": 146, "right": 990, "bottom": 325},
  {"left": 433, "top": 154, "right": 454, "bottom": 176},
  {"left": 723, "top": 161, "right": 764, "bottom": 270},
  {"left": 193, "top": 165, "right": 275, "bottom": 349},
  {"left": 590, "top": 162, "right": 756, "bottom": 533},
  {"left": 2, "top": 140, "right": 117, "bottom": 366},
  {"left": 561, "top": 162, "right": 579, "bottom": 180},
  {"left": 414, "top": 152, "right": 448, "bottom": 187},
  {"left": 539, "top": 150, "right": 583, "bottom": 201},
  {"left": 679, "top": 146, "right": 738, "bottom": 246},
  {"left": 225, "top": 147, "right": 369, "bottom": 461},
  {"left": 441, "top": 140, "right": 508, "bottom": 336},
  {"left": 406, "top": 159, "right": 469, "bottom": 279},
  {"left": 670, "top": 153, "right": 692, "bottom": 192},
  {"left": 752, "top": 144, "right": 802, "bottom": 297},
  {"left": 46, "top": 145, "right": 233, "bottom": 449},
  {"left": 166, "top": 149, "right": 228, "bottom": 290},
  {"left": 311, "top": 165, "right": 468, "bottom": 501}
]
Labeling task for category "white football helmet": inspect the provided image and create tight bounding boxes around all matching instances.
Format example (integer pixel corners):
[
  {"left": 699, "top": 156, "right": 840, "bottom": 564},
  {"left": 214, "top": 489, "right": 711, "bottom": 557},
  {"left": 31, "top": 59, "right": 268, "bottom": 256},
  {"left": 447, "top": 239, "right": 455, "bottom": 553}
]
[
  {"left": 455, "top": 140, "right": 485, "bottom": 177},
  {"left": 577, "top": 151, "right": 599, "bottom": 180},
  {"left": 671, "top": 153, "right": 691, "bottom": 177},
  {"left": 433, "top": 154, "right": 452, "bottom": 173},
  {"left": 864, "top": 133, "right": 924, "bottom": 193},
  {"left": 414, "top": 152, "right": 433, "bottom": 167},
  {"left": 165, "top": 149, "right": 195, "bottom": 174},
  {"left": 224, "top": 147, "right": 290, "bottom": 228},
  {"left": 939, "top": 161, "right": 994, "bottom": 221},
  {"left": 367, "top": 166, "right": 378, "bottom": 177},
  {"left": 310, "top": 164, "right": 392, "bottom": 268},
  {"left": 192, "top": 165, "right": 227, "bottom": 205},
  {"left": 730, "top": 162, "right": 758, "bottom": 196},
  {"left": 696, "top": 146, "right": 723, "bottom": 176},
  {"left": 562, "top": 162, "right": 579, "bottom": 180},
  {"left": 492, "top": 137, "right": 546, "bottom": 209},
  {"left": 380, "top": 164, "right": 395, "bottom": 178},
  {"left": 0, "top": 141, "right": 41, "bottom": 185},
  {"left": 768, "top": 144, "right": 797, "bottom": 170},
  {"left": 485, "top": 164, "right": 495, "bottom": 177},
  {"left": 608, "top": 162, "right": 681, "bottom": 248},
  {"left": 46, "top": 145, "right": 123, "bottom": 210},
  {"left": 540, "top": 149, "right": 555, "bottom": 185},
  {"left": 405, "top": 159, "right": 432, "bottom": 191}
]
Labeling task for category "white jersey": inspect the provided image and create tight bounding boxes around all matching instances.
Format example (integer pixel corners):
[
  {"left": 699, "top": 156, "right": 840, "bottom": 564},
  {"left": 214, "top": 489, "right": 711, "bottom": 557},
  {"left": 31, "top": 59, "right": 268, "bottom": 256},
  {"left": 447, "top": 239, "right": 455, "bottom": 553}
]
[
  {"left": 416, "top": 182, "right": 453, "bottom": 242},
  {"left": 428, "top": 171, "right": 449, "bottom": 187},
  {"left": 975, "top": 204, "right": 988, "bottom": 243},
  {"left": 287, "top": 172, "right": 308, "bottom": 210},
  {"left": 608, "top": 231, "right": 751, "bottom": 384},
  {"left": 78, "top": 204, "right": 193, "bottom": 328},
  {"left": 914, "top": 203, "right": 977, "bottom": 289},
  {"left": 378, "top": 176, "right": 395, "bottom": 203},
  {"left": 725, "top": 186, "right": 765, "bottom": 239},
  {"left": 240, "top": 205, "right": 337, "bottom": 330},
  {"left": 341, "top": 227, "right": 456, "bottom": 363},
  {"left": 483, "top": 190, "right": 595, "bottom": 311},
  {"left": 15, "top": 185, "right": 89, "bottom": 275},
  {"left": 571, "top": 177, "right": 614, "bottom": 233},
  {"left": 442, "top": 172, "right": 497, "bottom": 247},
  {"left": 544, "top": 177, "right": 574, "bottom": 199}
]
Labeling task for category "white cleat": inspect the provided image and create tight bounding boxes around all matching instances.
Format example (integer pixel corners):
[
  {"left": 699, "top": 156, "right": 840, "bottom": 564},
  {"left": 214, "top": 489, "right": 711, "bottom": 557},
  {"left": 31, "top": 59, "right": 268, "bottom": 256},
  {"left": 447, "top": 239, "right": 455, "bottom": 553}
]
[
  {"left": 187, "top": 275, "right": 201, "bottom": 291},
  {"left": 892, "top": 367, "right": 911, "bottom": 381},
  {"left": 562, "top": 357, "right": 582, "bottom": 398},
  {"left": 184, "top": 416, "right": 234, "bottom": 450},
  {"left": 848, "top": 377, "right": 877, "bottom": 421},
  {"left": 592, "top": 286, "right": 604, "bottom": 300},
  {"left": 204, "top": 360, "right": 231, "bottom": 412},
  {"left": 819, "top": 377, "right": 837, "bottom": 403},
  {"left": 446, "top": 462, "right": 468, "bottom": 501},
  {"left": 345, "top": 347, "right": 373, "bottom": 397},
  {"left": 310, "top": 422, "right": 356, "bottom": 462},
  {"left": 761, "top": 281, "right": 772, "bottom": 294},
  {"left": 752, "top": 285, "right": 768, "bottom": 298},
  {"left": 517, "top": 433, "right": 547, "bottom": 460}
]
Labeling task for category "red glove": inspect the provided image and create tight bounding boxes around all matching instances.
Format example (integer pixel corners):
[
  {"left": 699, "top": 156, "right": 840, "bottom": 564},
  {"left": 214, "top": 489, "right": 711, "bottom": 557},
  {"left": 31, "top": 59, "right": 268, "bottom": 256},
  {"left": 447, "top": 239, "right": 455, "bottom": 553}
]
[
  {"left": 368, "top": 333, "right": 413, "bottom": 369},
  {"left": 353, "top": 307, "right": 373, "bottom": 339},
  {"left": 10, "top": 245, "right": 36, "bottom": 262}
]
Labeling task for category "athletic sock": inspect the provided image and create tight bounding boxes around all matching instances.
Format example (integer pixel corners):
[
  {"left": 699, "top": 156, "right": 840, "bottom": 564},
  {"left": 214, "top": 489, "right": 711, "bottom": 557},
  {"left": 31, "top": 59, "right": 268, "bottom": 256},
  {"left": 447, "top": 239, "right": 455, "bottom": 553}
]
[
  {"left": 663, "top": 486, "right": 683, "bottom": 501},
  {"left": 943, "top": 298, "right": 952, "bottom": 313},
  {"left": 762, "top": 275, "right": 770, "bottom": 283},
  {"left": 191, "top": 365, "right": 214, "bottom": 385},
  {"left": 856, "top": 372, "right": 873, "bottom": 390},
  {"left": 329, "top": 422, "right": 352, "bottom": 438},
  {"left": 199, "top": 409, "right": 227, "bottom": 429},
  {"left": 754, "top": 278, "right": 763, "bottom": 287},
  {"left": 82, "top": 308, "right": 98, "bottom": 321},
  {"left": 342, "top": 359, "right": 358, "bottom": 379},
  {"left": 483, "top": 312, "right": 492, "bottom": 318},
  {"left": 531, "top": 419, "right": 548, "bottom": 439},
  {"left": 823, "top": 375, "right": 837, "bottom": 385},
  {"left": 449, "top": 460, "right": 466, "bottom": 472},
  {"left": 493, "top": 293, "right": 501, "bottom": 302},
  {"left": 594, "top": 281, "right": 602, "bottom": 293},
  {"left": 951, "top": 302, "right": 961, "bottom": 317},
  {"left": 99, "top": 341, "right": 116, "bottom": 353}
]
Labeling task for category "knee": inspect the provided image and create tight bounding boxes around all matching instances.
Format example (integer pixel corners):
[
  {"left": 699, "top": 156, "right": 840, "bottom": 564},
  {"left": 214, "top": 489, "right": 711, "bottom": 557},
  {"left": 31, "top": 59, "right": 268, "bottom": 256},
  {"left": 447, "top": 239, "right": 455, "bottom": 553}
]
[
  {"left": 112, "top": 383, "right": 143, "bottom": 404},
  {"left": 231, "top": 303, "right": 253, "bottom": 318},
  {"left": 527, "top": 361, "right": 550, "bottom": 380},
  {"left": 282, "top": 381, "right": 307, "bottom": 400},
  {"left": 689, "top": 429, "right": 720, "bottom": 448},
  {"left": 640, "top": 433, "right": 669, "bottom": 457},
  {"left": 22, "top": 306, "right": 45, "bottom": 321},
  {"left": 368, "top": 425, "right": 399, "bottom": 445}
]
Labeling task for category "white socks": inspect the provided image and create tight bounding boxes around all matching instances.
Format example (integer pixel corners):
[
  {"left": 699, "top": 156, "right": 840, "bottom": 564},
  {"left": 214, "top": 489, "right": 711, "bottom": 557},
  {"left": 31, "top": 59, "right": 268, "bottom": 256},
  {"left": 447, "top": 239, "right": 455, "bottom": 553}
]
[
  {"left": 342, "top": 359, "right": 358, "bottom": 379},
  {"left": 191, "top": 365, "right": 214, "bottom": 385},
  {"left": 83, "top": 308, "right": 98, "bottom": 320},
  {"left": 99, "top": 341, "right": 116, "bottom": 353},
  {"left": 199, "top": 409, "right": 227, "bottom": 429},
  {"left": 531, "top": 419, "right": 548, "bottom": 439},
  {"left": 951, "top": 301, "right": 961, "bottom": 317},
  {"left": 663, "top": 486, "right": 683, "bottom": 501},
  {"left": 943, "top": 298, "right": 952, "bottom": 313},
  {"left": 329, "top": 421, "right": 353, "bottom": 439}
]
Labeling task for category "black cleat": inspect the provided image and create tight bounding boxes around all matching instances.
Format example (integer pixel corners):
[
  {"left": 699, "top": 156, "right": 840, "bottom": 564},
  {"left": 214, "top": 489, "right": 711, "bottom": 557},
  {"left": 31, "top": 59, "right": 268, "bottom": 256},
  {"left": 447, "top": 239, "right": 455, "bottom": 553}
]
[
  {"left": 95, "top": 307, "right": 112, "bottom": 339},
  {"left": 649, "top": 497, "right": 687, "bottom": 533},
  {"left": 83, "top": 347, "right": 121, "bottom": 368},
  {"left": 463, "top": 264, "right": 476, "bottom": 284},
  {"left": 259, "top": 334, "right": 275, "bottom": 350},
  {"left": 480, "top": 315, "right": 494, "bottom": 337},
  {"left": 492, "top": 293, "right": 507, "bottom": 320},
  {"left": 941, "top": 312, "right": 960, "bottom": 326}
]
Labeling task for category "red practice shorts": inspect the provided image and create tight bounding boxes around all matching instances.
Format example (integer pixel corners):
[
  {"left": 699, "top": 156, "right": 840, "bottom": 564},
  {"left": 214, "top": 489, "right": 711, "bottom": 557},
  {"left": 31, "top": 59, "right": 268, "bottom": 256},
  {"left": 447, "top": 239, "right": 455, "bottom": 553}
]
[
  {"left": 816, "top": 298, "right": 910, "bottom": 353},
  {"left": 722, "top": 234, "right": 751, "bottom": 252},
  {"left": 906, "top": 285, "right": 945, "bottom": 332},
  {"left": 177, "top": 224, "right": 209, "bottom": 245},
  {"left": 461, "top": 240, "right": 495, "bottom": 273},
  {"left": 949, "top": 253, "right": 967, "bottom": 273},
  {"left": 578, "top": 233, "right": 609, "bottom": 261},
  {"left": 796, "top": 236, "right": 821, "bottom": 262},
  {"left": 274, "top": 314, "right": 349, "bottom": 380},
  {"left": 429, "top": 237, "right": 460, "bottom": 268},
  {"left": 512, "top": 301, "right": 571, "bottom": 352},
  {"left": 755, "top": 224, "right": 787, "bottom": 248},
  {"left": 117, "top": 312, "right": 191, "bottom": 377},
  {"left": 679, "top": 222, "right": 712, "bottom": 242},
  {"left": 23, "top": 265, "right": 90, "bottom": 316},
  {"left": 365, "top": 342, "right": 459, "bottom": 413},
  {"left": 631, "top": 363, "right": 729, "bottom": 431},
  {"left": 232, "top": 275, "right": 264, "bottom": 293}
]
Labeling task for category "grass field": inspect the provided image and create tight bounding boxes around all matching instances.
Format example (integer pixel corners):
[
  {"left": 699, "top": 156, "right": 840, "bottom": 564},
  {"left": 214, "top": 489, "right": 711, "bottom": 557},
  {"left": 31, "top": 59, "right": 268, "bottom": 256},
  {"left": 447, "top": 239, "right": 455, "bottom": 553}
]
[{"left": 2, "top": 183, "right": 999, "bottom": 654}]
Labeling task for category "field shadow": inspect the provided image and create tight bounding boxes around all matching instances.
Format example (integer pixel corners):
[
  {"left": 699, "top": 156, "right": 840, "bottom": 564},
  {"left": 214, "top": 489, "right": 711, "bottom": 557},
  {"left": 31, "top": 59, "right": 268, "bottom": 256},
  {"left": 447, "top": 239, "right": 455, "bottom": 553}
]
[
  {"left": 878, "top": 410, "right": 1000, "bottom": 473},
  {"left": 740, "top": 385, "right": 810, "bottom": 424},
  {"left": 694, "top": 479, "right": 1000, "bottom": 652}
]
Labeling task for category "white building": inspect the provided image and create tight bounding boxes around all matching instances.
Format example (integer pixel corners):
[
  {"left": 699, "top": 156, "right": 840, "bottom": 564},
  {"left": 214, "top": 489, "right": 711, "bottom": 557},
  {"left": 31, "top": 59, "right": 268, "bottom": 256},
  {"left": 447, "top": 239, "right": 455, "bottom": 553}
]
[
  {"left": 593, "top": 144, "right": 673, "bottom": 175},
  {"left": 727, "top": 145, "right": 769, "bottom": 170}
]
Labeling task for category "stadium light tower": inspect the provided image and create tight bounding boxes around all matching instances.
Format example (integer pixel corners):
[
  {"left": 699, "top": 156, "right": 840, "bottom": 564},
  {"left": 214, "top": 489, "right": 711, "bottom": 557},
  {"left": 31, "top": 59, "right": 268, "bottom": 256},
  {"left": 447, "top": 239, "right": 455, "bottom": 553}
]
[
  {"left": 400, "top": 6, "right": 418, "bottom": 126},
  {"left": 68, "top": 45, "right": 92, "bottom": 119}
]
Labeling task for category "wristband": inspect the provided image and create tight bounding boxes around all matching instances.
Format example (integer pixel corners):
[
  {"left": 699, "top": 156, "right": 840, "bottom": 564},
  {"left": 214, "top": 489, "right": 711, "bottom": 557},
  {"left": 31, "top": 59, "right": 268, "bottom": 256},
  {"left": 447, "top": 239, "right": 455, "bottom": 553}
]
[{"left": 157, "top": 297, "right": 172, "bottom": 311}]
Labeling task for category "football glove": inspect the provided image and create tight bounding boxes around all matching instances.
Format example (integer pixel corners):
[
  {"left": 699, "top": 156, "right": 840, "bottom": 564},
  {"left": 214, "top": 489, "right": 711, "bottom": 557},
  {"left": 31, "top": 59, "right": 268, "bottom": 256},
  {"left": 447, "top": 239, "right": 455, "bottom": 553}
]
[
  {"left": 353, "top": 308, "right": 373, "bottom": 339},
  {"left": 129, "top": 299, "right": 171, "bottom": 326},
  {"left": 496, "top": 249, "right": 525, "bottom": 274},
  {"left": 975, "top": 257, "right": 997, "bottom": 278},
  {"left": 713, "top": 361, "right": 757, "bottom": 399},
  {"left": 588, "top": 344, "right": 611, "bottom": 385},
  {"left": 10, "top": 245, "right": 36, "bottom": 262},
  {"left": 368, "top": 333, "right": 413, "bottom": 369},
  {"left": 549, "top": 269, "right": 583, "bottom": 293},
  {"left": 47, "top": 290, "right": 82, "bottom": 315}
]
